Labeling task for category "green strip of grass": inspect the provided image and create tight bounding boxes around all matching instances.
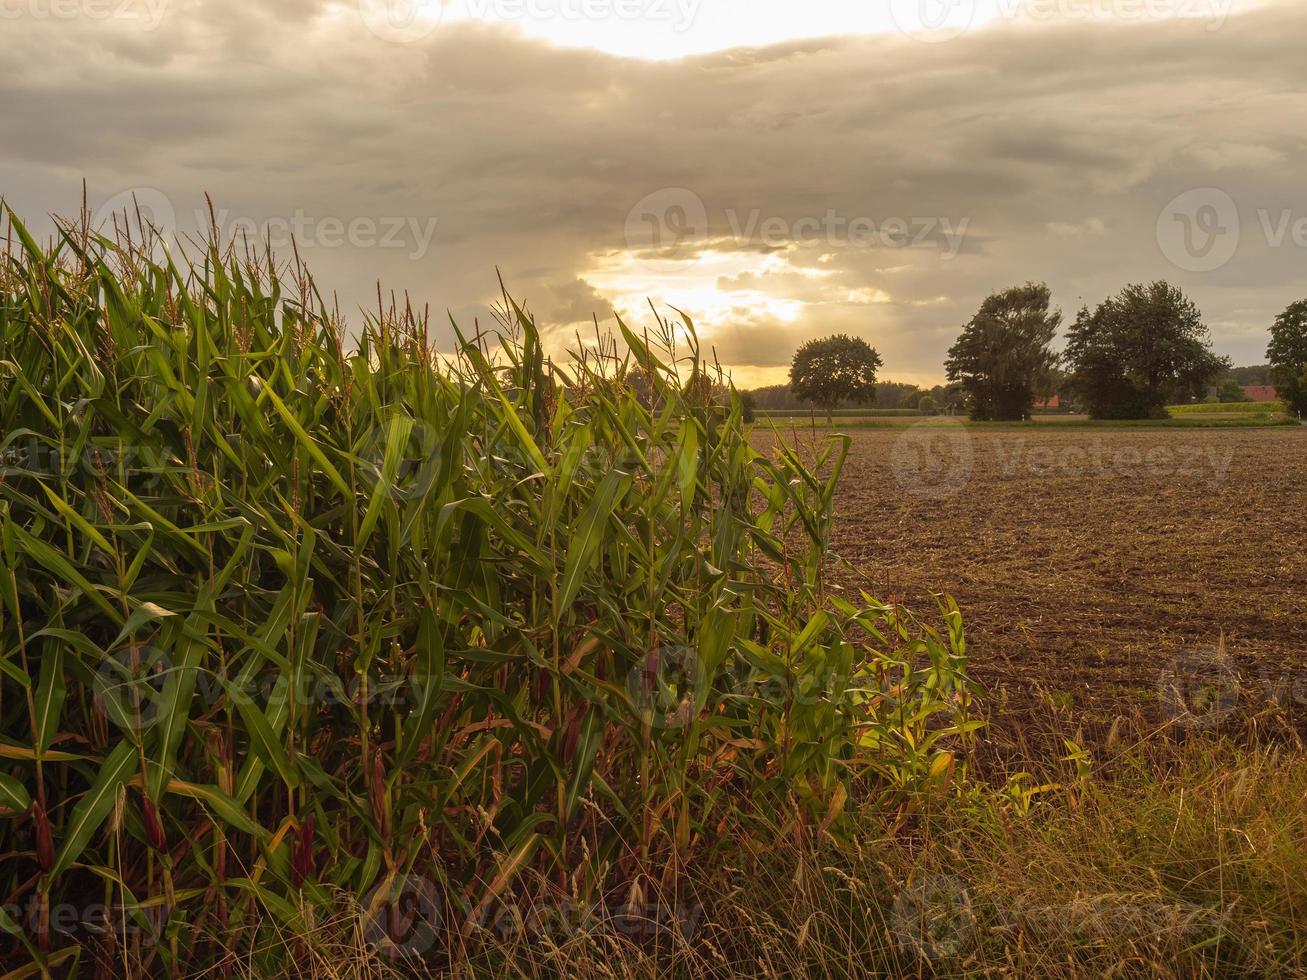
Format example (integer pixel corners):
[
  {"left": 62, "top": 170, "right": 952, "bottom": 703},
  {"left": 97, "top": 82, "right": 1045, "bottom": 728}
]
[
  {"left": 1168, "top": 400, "right": 1286, "bottom": 415},
  {"left": 755, "top": 416, "right": 1301, "bottom": 431}
]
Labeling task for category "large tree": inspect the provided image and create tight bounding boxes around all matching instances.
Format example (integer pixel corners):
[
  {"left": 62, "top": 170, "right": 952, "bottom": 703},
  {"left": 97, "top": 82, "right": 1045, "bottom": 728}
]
[
  {"left": 1267, "top": 300, "right": 1307, "bottom": 417},
  {"left": 788, "top": 334, "right": 883, "bottom": 423},
  {"left": 945, "top": 282, "right": 1061, "bottom": 421},
  {"left": 1065, "top": 282, "right": 1228, "bottom": 419}
]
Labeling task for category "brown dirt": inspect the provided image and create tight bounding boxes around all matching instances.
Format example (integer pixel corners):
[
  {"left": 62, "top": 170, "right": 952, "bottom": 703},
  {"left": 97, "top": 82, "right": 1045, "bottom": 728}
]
[{"left": 766, "top": 424, "right": 1307, "bottom": 764}]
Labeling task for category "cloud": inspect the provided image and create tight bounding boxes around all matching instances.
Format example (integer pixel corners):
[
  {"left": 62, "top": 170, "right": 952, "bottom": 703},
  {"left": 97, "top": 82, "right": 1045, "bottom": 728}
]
[{"left": 1, "top": 0, "right": 1304, "bottom": 383}]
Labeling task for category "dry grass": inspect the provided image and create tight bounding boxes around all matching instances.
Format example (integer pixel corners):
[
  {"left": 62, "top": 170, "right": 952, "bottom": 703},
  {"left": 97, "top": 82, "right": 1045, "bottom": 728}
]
[{"left": 219, "top": 727, "right": 1307, "bottom": 978}]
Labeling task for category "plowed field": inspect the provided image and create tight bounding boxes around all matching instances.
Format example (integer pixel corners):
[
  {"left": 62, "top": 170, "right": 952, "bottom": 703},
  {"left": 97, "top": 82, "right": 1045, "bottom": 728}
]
[{"left": 768, "top": 424, "right": 1307, "bottom": 761}]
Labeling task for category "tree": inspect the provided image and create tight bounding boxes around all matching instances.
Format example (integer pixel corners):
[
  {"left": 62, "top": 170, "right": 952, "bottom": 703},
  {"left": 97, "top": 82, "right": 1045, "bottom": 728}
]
[
  {"left": 917, "top": 395, "right": 938, "bottom": 416},
  {"left": 1065, "top": 282, "right": 1228, "bottom": 419},
  {"left": 1217, "top": 379, "right": 1250, "bottom": 403},
  {"left": 945, "top": 283, "right": 1060, "bottom": 421},
  {"left": 1267, "top": 300, "right": 1307, "bottom": 417},
  {"left": 788, "top": 334, "right": 883, "bottom": 423},
  {"left": 739, "top": 390, "right": 758, "bottom": 424}
]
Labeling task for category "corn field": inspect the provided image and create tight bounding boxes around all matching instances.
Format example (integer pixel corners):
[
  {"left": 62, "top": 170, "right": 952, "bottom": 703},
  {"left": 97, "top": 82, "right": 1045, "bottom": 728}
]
[{"left": 0, "top": 204, "right": 977, "bottom": 975}]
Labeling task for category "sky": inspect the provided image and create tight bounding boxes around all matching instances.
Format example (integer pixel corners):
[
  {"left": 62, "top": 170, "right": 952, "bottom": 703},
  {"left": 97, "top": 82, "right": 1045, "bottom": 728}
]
[{"left": 2, "top": 0, "right": 1303, "bottom": 387}]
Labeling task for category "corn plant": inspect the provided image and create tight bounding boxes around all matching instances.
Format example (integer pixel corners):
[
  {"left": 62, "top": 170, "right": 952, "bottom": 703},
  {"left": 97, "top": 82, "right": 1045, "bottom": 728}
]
[{"left": 0, "top": 203, "right": 978, "bottom": 975}]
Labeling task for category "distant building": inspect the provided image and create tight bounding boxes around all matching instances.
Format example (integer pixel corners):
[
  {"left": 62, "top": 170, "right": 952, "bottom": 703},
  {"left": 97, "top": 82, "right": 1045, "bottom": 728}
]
[
  {"left": 1243, "top": 385, "right": 1279, "bottom": 403},
  {"left": 1033, "top": 395, "right": 1061, "bottom": 410}
]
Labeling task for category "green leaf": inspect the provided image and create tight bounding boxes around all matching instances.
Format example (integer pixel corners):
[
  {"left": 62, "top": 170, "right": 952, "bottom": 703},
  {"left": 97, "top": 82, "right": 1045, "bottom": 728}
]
[
  {"left": 228, "top": 678, "right": 300, "bottom": 791},
  {"left": 556, "top": 470, "right": 632, "bottom": 616},
  {"left": 0, "top": 772, "right": 31, "bottom": 813},
  {"left": 34, "top": 647, "right": 65, "bottom": 756},
  {"left": 398, "top": 607, "right": 446, "bottom": 769},
  {"left": 51, "top": 741, "right": 138, "bottom": 878}
]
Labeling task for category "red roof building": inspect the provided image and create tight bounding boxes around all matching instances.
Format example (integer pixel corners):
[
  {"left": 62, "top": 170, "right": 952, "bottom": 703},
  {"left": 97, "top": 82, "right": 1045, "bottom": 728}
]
[{"left": 1243, "top": 385, "right": 1279, "bottom": 403}]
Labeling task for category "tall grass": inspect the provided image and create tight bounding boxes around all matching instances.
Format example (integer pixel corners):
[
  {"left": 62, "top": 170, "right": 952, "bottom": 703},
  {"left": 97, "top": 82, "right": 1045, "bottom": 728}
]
[{"left": 0, "top": 204, "right": 976, "bottom": 975}]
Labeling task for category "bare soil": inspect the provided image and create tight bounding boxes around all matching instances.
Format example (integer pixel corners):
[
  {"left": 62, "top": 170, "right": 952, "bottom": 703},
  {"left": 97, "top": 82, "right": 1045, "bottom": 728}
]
[{"left": 767, "top": 424, "right": 1307, "bottom": 763}]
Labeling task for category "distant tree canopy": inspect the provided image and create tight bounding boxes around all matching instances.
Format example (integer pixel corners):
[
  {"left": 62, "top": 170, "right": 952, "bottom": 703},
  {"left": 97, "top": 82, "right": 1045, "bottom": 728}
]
[
  {"left": 1218, "top": 378, "right": 1251, "bottom": 403},
  {"left": 945, "top": 282, "right": 1061, "bottom": 421},
  {"left": 788, "top": 334, "right": 883, "bottom": 422},
  {"left": 1267, "top": 300, "right": 1307, "bottom": 417},
  {"left": 747, "top": 380, "right": 953, "bottom": 412},
  {"left": 1223, "top": 364, "right": 1274, "bottom": 387},
  {"left": 1065, "top": 282, "right": 1228, "bottom": 419}
]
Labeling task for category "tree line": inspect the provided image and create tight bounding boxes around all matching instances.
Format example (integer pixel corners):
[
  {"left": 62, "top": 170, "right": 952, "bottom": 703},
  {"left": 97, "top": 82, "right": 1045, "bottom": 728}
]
[{"left": 765, "top": 285, "right": 1307, "bottom": 422}]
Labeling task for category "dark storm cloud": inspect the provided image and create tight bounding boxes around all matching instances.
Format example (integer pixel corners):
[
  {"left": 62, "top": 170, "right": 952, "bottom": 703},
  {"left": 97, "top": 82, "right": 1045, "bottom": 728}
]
[{"left": 1, "top": 0, "right": 1303, "bottom": 381}]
